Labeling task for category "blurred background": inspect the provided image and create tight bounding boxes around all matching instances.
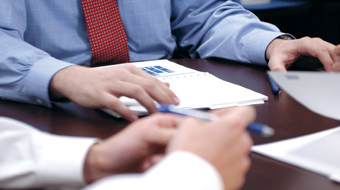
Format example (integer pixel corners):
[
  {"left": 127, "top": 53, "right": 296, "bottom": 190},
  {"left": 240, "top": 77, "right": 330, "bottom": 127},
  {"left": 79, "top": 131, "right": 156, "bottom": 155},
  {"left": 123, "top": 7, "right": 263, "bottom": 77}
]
[{"left": 242, "top": 0, "right": 340, "bottom": 45}]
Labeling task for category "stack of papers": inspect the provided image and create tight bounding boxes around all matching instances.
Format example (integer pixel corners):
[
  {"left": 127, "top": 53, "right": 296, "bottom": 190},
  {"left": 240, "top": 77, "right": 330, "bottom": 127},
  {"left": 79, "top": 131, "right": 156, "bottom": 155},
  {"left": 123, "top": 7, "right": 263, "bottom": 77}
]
[
  {"left": 252, "top": 126, "right": 340, "bottom": 182},
  {"left": 252, "top": 71, "right": 340, "bottom": 182},
  {"left": 268, "top": 71, "right": 340, "bottom": 120},
  {"left": 102, "top": 60, "right": 268, "bottom": 117}
]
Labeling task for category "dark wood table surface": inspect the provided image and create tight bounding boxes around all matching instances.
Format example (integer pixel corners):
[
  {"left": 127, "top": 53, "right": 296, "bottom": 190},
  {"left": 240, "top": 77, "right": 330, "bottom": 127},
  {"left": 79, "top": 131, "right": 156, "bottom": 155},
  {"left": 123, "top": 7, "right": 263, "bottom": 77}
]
[{"left": 1, "top": 58, "right": 340, "bottom": 190}]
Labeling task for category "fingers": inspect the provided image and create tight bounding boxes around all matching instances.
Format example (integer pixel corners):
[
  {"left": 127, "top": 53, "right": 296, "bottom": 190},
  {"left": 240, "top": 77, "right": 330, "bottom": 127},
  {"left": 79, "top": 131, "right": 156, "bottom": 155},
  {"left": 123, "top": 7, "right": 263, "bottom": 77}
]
[
  {"left": 146, "top": 127, "right": 177, "bottom": 145},
  {"left": 334, "top": 45, "right": 340, "bottom": 63},
  {"left": 143, "top": 113, "right": 184, "bottom": 145},
  {"left": 210, "top": 107, "right": 235, "bottom": 116},
  {"left": 335, "top": 45, "right": 340, "bottom": 56},
  {"left": 331, "top": 45, "right": 340, "bottom": 72},
  {"left": 124, "top": 64, "right": 180, "bottom": 105},
  {"left": 164, "top": 106, "right": 255, "bottom": 190},
  {"left": 297, "top": 37, "right": 334, "bottom": 71},
  {"left": 121, "top": 75, "right": 179, "bottom": 107},
  {"left": 268, "top": 55, "right": 289, "bottom": 71},
  {"left": 332, "top": 63, "right": 340, "bottom": 72},
  {"left": 227, "top": 132, "right": 253, "bottom": 160},
  {"left": 167, "top": 106, "right": 255, "bottom": 156},
  {"left": 266, "top": 39, "right": 289, "bottom": 72},
  {"left": 267, "top": 37, "right": 336, "bottom": 72},
  {"left": 217, "top": 106, "right": 256, "bottom": 131},
  {"left": 102, "top": 92, "right": 139, "bottom": 121},
  {"left": 100, "top": 64, "right": 179, "bottom": 119},
  {"left": 57, "top": 64, "right": 180, "bottom": 121},
  {"left": 222, "top": 156, "right": 251, "bottom": 190},
  {"left": 107, "top": 81, "right": 159, "bottom": 114},
  {"left": 211, "top": 106, "right": 256, "bottom": 118}
]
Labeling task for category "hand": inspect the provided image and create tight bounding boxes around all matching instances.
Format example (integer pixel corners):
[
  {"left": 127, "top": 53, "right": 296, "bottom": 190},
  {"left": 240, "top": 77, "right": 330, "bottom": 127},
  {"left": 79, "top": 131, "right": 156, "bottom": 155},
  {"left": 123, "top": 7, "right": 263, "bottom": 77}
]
[
  {"left": 166, "top": 106, "right": 255, "bottom": 190},
  {"left": 331, "top": 45, "right": 340, "bottom": 72},
  {"left": 83, "top": 113, "right": 185, "bottom": 183},
  {"left": 49, "top": 64, "right": 180, "bottom": 121},
  {"left": 266, "top": 37, "right": 336, "bottom": 71}
]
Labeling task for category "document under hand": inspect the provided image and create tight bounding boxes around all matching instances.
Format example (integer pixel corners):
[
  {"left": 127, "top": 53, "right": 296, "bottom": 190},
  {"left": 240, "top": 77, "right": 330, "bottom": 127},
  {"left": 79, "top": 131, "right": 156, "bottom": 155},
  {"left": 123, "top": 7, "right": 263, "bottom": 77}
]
[
  {"left": 102, "top": 60, "right": 268, "bottom": 118},
  {"left": 268, "top": 71, "right": 340, "bottom": 121},
  {"left": 252, "top": 126, "right": 340, "bottom": 182}
]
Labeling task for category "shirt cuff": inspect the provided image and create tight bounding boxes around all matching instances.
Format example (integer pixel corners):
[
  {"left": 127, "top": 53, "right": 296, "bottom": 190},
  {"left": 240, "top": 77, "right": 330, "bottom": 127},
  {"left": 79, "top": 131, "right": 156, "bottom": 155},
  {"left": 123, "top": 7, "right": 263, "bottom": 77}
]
[
  {"left": 24, "top": 56, "right": 74, "bottom": 107},
  {"left": 142, "top": 151, "right": 224, "bottom": 190},
  {"left": 84, "top": 151, "right": 224, "bottom": 190},
  {"left": 242, "top": 30, "right": 294, "bottom": 65},
  {"left": 36, "top": 133, "right": 98, "bottom": 188}
]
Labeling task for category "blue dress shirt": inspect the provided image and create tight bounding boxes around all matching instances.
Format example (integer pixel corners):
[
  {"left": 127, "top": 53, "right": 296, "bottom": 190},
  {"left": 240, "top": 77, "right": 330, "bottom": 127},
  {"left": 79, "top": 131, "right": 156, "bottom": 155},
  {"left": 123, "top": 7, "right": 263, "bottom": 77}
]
[{"left": 0, "top": 0, "right": 285, "bottom": 107}]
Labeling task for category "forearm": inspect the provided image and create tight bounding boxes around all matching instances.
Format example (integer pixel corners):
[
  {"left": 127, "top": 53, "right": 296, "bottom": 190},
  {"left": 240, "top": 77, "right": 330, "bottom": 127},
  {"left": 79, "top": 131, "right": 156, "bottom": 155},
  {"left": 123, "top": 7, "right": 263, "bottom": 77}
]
[{"left": 171, "top": 0, "right": 286, "bottom": 65}]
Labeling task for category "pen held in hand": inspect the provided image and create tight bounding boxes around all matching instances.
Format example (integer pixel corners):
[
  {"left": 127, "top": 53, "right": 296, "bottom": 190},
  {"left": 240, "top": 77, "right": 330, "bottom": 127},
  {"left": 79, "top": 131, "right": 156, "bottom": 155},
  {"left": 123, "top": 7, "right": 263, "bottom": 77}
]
[{"left": 157, "top": 104, "right": 275, "bottom": 137}]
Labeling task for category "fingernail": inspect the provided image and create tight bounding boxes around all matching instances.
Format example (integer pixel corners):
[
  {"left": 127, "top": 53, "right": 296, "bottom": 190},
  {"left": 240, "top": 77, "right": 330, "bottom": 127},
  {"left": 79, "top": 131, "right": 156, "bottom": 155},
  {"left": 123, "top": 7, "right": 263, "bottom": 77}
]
[
  {"left": 173, "top": 97, "right": 180, "bottom": 104},
  {"left": 130, "top": 115, "right": 138, "bottom": 122}
]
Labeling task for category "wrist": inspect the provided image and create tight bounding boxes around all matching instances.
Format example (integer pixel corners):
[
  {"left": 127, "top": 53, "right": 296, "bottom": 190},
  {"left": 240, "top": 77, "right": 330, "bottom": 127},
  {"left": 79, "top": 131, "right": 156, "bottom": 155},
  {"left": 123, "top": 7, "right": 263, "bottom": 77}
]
[
  {"left": 49, "top": 65, "right": 85, "bottom": 100},
  {"left": 83, "top": 143, "right": 105, "bottom": 184},
  {"left": 266, "top": 35, "right": 293, "bottom": 62},
  {"left": 83, "top": 141, "right": 122, "bottom": 184}
]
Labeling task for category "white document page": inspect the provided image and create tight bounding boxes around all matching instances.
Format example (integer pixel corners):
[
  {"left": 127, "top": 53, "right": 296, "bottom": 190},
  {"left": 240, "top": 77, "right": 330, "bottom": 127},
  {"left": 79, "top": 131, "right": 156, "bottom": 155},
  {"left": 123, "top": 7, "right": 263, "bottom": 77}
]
[
  {"left": 102, "top": 60, "right": 268, "bottom": 117},
  {"left": 268, "top": 71, "right": 340, "bottom": 120},
  {"left": 252, "top": 126, "right": 340, "bottom": 182}
]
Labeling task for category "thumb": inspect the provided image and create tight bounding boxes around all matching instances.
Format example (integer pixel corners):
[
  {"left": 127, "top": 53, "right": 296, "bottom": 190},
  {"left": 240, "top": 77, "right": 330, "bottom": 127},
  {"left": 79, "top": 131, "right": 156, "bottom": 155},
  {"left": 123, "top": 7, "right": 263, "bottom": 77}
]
[{"left": 268, "top": 55, "right": 288, "bottom": 71}]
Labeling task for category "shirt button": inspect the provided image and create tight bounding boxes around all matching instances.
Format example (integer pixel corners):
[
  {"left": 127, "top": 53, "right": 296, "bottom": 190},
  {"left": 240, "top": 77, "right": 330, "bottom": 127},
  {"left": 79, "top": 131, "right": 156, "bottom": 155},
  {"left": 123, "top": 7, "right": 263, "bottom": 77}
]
[{"left": 36, "top": 99, "right": 43, "bottom": 104}]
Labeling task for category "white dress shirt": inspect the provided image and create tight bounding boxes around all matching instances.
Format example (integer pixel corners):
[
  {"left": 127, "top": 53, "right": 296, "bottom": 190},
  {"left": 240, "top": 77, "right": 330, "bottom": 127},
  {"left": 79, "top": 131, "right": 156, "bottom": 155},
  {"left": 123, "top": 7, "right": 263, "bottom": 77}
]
[{"left": 0, "top": 117, "right": 224, "bottom": 190}]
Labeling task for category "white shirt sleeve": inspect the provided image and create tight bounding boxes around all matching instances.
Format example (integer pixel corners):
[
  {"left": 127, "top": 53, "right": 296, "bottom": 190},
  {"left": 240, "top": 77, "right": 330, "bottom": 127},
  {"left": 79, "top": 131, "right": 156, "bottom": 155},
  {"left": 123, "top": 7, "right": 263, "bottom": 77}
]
[
  {"left": 84, "top": 151, "right": 224, "bottom": 190},
  {"left": 0, "top": 117, "right": 223, "bottom": 190},
  {"left": 0, "top": 117, "right": 98, "bottom": 189}
]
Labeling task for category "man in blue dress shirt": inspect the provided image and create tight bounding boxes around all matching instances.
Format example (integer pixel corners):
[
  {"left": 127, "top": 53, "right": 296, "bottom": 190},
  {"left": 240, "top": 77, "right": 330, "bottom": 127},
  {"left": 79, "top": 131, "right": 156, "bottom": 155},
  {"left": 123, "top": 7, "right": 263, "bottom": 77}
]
[{"left": 0, "top": 0, "right": 338, "bottom": 121}]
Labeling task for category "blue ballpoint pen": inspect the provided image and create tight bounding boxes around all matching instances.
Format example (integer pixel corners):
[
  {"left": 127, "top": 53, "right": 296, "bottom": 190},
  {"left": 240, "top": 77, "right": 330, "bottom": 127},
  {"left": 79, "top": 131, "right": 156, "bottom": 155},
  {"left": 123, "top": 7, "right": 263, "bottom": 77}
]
[
  {"left": 268, "top": 76, "right": 281, "bottom": 95},
  {"left": 157, "top": 104, "right": 275, "bottom": 137}
]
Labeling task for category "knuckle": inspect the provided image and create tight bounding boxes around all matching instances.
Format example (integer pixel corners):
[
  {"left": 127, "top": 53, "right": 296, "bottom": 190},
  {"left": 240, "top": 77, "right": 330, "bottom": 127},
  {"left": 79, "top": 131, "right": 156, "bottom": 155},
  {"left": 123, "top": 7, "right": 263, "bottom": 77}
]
[
  {"left": 239, "top": 136, "right": 252, "bottom": 155},
  {"left": 242, "top": 157, "right": 252, "bottom": 172},
  {"left": 130, "top": 86, "right": 145, "bottom": 96},
  {"left": 313, "top": 37, "right": 322, "bottom": 41},
  {"left": 316, "top": 47, "right": 329, "bottom": 56},
  {"left": 227, "top": 118, "right": 245, "bottom": 131},
  {"left": 301, "top": 36, "right": 311, "bottom": 41},
  {"left": 107, "top": 98, "right": 120, "bottom": 108},
  {"left": 239, "top": 106, "right": 256, "bottom": 117},
  {"left": 243, "top": 135, "right": 253, "bottom": 149},
  {"left": 123, "top": 64, "right": 135, "bottom": 69},
  {"left": 143, "top": 80, "right": 156, "bottom": 89}
]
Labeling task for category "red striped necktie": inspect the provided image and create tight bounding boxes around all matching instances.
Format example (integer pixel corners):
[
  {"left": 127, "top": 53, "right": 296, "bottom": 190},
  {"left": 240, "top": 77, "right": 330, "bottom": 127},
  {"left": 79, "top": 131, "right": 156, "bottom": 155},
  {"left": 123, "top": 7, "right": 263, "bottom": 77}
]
[{"left": 81, "top": 0, "right": 130, "bottom": 66}]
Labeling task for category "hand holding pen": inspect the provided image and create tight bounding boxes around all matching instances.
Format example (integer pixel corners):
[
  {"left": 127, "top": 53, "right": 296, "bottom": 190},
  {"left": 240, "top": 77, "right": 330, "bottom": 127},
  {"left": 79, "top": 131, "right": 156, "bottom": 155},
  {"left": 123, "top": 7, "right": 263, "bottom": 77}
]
[
  {"left": 166, "top": 105, "right": 256, "bottom": 189},
  {"left": 158, "top": 104, "right": 274, "bottom": 137}
]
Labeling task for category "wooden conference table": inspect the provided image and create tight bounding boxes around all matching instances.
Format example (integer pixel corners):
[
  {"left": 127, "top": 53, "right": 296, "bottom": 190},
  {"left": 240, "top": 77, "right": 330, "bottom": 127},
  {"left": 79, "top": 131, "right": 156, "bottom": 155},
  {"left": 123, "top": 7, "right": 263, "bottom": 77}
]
[{"left": 1, "top": 58, "right": 340, "bottom": 190}]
